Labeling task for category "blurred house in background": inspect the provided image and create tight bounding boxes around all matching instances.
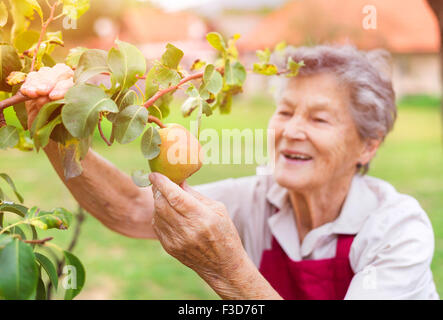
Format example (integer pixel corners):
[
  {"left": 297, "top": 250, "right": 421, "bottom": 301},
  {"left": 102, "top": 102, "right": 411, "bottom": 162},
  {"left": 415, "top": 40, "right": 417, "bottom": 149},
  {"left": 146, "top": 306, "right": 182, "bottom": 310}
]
[
  {"left": 235, "top": 0, "right": 441, "bottom": 98},
  {"left": 77, "top": 0, "right": 440, "bottom": 99}
]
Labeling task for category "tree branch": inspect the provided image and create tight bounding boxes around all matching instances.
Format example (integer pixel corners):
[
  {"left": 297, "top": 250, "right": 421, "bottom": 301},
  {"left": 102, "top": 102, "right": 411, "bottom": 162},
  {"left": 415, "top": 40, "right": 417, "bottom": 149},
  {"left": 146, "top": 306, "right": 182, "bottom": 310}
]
[
  {"left": 143, "top": 69, "right": 222, "bottom": 109},
  {"left": 30, "top": 1, "right": 59, "bottom": 72},
  {"left": 0, "top": 91, "right": 29, "bottom": 112}
]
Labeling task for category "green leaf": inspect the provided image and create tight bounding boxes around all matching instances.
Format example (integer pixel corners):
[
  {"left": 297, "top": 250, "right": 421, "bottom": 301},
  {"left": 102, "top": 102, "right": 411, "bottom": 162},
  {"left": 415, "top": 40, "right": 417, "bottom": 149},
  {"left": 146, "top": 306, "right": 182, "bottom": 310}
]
[
  {"left": 74, "top": 49, "right": 109, "bottom": 84},
  {"left": 286, "top": 57, "right": 305, "bottom": 77},
  {"left": 0, "top": 173, "right": 24, "bottom": 203},
  {"left": 46, "top": 31, "right": 64, "bottom": 47},
  {"left": 0, "top": 201, "right": 28, "bottom": 217},
  {"left": 14, "top": 130, "right": 34, "bottom": 151},
  {"left": 0, "top": 239, "right": 38, "bottom": 300},
  {"left": 0, "top": 44, "right": 22, "bottom": 92},
  {"left": 201, "top": 100, "right": 212, "bottom": 117},
  {"left": 114, "top": 89, "right": 138, "bottom": 112},
  {"left": 11, "top": 83, "right": 28, "bottom": 130},
  {"left": 26, "top": 206, "right": 72, "bottom": 230},
  {"left": 59, "top": 138, "right": 83, "bottom": 179},
  {"left": 161, "top": 43, "right": 184, "bottom": 70},
  {"left": 141, "top": 126, "right": 161, "bottom": 160},
  {"left": 62, "top": 0, "right": 90, "bottom": 20},
  {"left": 11, "top": 225, "right": 26, "bottom": 240},
  {"left": 256, "top": 48, "right": 271, "bottom": 64},
  {"left": 65, "top": 47, "right": 88, "bottom": 69},
  {"left": 6, "top": 71, "right": 26, "bottom": 86},
  {"left": 201, "top": 64, "right": 223, "bottom": 95},
  {"left": 149, "top": 63, "right": 181, "bottom": 89},
  {"left": 0, "top": 1, "right": 8, "bottom": 27},
  {"left": 8, "top": 0, "right": 31, "bottom": 40},
  {"left": 24, "top": 0, "right": 42, "bottom": 19},
  {"left": 63, "top": 250, "right": 85, "bottom": 300},
  {"left": 114, "top": 105, "right": 148, "bottom": 144},
  {"left": 42, "top": 53, "right": 56, "bottom": 68},
  {"left": 253, "top": 63, "right": 278, "bottom": 75},
  {"left": 181, "top": 97, "right": 200, "bottom": 117},
  {"left": 108, "top": 40, "right": 146, "bottom": 92},
  {"left": 274, "top": 40, "right": 287, "bottom": 53},
  {"left": 0, "top": 234, "right": 13, "bottom": 249},
  {"left": 219, "top": 92, "right": 233, "bottom": 114},
  {"left": 206, "top": 32, "right": 226, "bottom": 51},
  {"left": 13, "top": 30, "right": 40, "bottom": 53},
  {"left": 190, "top": 59, "right": 206, "bottom": 71},
  {"left": 227, "top": 34, "right": 241, "bottom": 60},
  {"left": 35, "top": 253, "right": 58, "bottom": 291},
  {"left": 30, "top": 100, "right": 64, "bottom": 137},
  {"left": 131, "top": 170, "right": 151, "bottom": 188},
  {"left": 62, "top": 84, "right": 118, "bottom": 138},
  {"left": 33, "top": 114, "right": 62, "bottom": 151},
  {"left": 224, "top": 60, "right": 246, "bottom": 87},
  {"left": 0, "top": 126, "right": 19, "bottom": 149},
  {"left": 35, "top": 276, "right": 46, "bottom": 300},
  {"left": 151, "top": 92, "right": 172, "bottom": 119}
]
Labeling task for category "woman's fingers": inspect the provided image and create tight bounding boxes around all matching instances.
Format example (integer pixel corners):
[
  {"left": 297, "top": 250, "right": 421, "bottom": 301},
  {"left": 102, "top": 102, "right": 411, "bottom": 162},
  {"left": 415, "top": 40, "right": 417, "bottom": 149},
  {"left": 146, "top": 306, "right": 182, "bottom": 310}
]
[
  {"left": 181, "top": 181, "right": 214, "bottom": 206},
  {"left": 49, "top": 78, "right": 74, "bottom": 100},
  {"left": 20, "top": 63, "right": 74, "bottom": 99},
  {"left": 149, "top": 173, "right": 203, "bottom": 215}
]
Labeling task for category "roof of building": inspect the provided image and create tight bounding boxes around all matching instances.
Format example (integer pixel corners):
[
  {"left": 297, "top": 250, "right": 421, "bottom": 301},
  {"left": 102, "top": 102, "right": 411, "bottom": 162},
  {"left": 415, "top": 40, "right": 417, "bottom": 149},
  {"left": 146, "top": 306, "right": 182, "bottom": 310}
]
[{"left": 238, "top": 0, "right": 440, "bottom": 53}]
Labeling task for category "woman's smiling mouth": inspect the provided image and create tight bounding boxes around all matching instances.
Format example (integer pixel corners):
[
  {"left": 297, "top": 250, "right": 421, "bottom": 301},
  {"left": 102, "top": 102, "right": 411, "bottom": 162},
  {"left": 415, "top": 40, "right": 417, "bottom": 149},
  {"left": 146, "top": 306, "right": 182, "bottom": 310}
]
[{"left": 281, "top": 150, "right": 314, "bottom": 164}]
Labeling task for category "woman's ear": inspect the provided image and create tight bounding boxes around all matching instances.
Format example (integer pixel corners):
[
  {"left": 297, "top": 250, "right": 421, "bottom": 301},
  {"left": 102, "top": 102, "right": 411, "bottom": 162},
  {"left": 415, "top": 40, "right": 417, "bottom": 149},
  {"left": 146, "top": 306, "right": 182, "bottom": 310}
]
[{"left": 359, "top": 138, "right": 381, "bottom": 166}]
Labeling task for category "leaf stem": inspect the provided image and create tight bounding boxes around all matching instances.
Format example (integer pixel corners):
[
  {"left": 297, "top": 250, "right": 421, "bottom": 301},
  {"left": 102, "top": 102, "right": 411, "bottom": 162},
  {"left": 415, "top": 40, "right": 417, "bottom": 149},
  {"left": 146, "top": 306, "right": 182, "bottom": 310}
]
[
  {"left": 98, "top": 114, "right": 112, "bottom": 146},
  {"left": 148, "top": 115, "right": 166, "bottom": 128},
  {"left": 0, "top": 220, "right": 27, "bottom": 235},
  {"left": 23, "top": 236, "right": 53, "bottom": 244}
]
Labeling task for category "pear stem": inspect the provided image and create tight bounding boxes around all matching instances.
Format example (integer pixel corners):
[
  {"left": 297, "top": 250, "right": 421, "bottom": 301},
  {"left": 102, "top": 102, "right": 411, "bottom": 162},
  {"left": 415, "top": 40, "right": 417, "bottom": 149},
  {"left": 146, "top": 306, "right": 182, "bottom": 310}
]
[{"left": 148, "top": 115, "right": 166, "bottom": 128}]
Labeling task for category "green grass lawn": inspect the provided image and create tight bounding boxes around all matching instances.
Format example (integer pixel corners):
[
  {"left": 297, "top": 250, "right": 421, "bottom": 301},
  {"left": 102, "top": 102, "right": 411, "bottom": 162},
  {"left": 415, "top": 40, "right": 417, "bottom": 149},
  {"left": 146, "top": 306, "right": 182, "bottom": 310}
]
[{"left": 1, "top": 94, "right": 442, "bottom": 299}]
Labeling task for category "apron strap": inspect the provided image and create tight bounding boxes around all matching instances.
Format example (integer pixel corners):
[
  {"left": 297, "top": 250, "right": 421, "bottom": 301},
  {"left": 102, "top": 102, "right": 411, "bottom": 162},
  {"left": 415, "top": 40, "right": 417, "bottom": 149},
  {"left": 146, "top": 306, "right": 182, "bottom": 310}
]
[{"left": 335, "top": 234, "right": 355, "bottom": 258}]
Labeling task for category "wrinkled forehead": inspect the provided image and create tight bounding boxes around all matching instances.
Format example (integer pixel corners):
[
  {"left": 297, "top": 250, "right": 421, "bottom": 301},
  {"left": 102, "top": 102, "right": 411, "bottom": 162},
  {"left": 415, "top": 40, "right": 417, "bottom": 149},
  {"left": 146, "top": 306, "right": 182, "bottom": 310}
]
[{"left": 276, "top": 73, "right": 351, "bottom": 109}]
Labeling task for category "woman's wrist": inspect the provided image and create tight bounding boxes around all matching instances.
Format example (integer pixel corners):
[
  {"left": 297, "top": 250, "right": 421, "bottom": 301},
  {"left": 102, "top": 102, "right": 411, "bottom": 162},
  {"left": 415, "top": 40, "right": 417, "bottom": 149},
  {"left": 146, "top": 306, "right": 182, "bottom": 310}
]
[{"left": 200, "top": 250, "right": 283, "bottom": 300}]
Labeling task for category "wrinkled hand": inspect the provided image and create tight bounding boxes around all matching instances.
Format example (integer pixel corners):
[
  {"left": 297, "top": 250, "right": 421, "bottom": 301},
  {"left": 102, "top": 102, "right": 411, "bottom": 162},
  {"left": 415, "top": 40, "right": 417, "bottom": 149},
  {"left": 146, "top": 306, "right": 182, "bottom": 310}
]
[
  {"left": 20, "top": 63, "right": 74, "bottom": 128},
  {"left": 149, "top": 172, "right": 248, "bottom": 282}
]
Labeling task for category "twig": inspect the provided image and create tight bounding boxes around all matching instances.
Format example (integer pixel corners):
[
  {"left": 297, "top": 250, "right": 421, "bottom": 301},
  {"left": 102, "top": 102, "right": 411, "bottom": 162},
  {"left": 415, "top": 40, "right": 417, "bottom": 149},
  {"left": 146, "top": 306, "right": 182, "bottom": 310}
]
[
  {"left": 148, "top": 115, "right": 166, "bottom": 128},
  {"left": 24, "top": 237, "right": 53, "bottom": 244},
  {"left": 143, "top": 69, "right": 223, "bottom": 109},
  {"left": 0, "top": 91, "right": 29, "bottom": 112},
  {"left": 30, "top": 1, "right": 59, "bottom": 72},
  {"left": 98, "top": 113, "right": 112, "bottom": 146}
]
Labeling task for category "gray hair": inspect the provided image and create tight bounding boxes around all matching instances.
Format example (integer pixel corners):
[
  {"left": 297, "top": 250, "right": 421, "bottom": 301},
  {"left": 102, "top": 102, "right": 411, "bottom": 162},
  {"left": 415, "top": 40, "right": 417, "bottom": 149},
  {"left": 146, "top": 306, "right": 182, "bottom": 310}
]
[{"left": 271, "top": 45, "right": 397, "bottom": 175}]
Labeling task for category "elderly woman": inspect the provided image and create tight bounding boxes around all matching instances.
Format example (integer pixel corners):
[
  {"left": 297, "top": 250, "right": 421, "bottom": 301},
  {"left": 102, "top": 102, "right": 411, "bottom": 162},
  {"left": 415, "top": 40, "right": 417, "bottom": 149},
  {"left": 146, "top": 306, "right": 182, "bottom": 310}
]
[{"left": 21, "top": 45, "right": 438, "bottom": 300}]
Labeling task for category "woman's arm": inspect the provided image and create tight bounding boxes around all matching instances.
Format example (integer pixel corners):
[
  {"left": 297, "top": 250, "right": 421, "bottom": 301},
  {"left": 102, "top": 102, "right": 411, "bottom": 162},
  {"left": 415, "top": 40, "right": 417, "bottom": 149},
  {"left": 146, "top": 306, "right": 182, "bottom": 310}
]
[{"left": 43, "top": 140, "right": 157, "bottom": 239}]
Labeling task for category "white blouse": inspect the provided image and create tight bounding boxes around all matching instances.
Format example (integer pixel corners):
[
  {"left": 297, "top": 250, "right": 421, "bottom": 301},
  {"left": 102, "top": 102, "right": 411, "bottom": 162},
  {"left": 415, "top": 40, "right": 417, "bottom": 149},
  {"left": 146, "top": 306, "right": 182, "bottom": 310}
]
[{"left": 194, "top": 172, "right": 439, "bottom": 300}]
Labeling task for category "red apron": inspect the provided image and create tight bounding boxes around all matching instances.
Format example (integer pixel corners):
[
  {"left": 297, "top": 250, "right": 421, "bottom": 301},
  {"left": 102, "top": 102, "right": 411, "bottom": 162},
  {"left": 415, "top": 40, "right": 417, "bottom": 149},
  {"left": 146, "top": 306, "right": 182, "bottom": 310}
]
[{"left": 259, "top": 232, "right": 355, "bottom": 300}]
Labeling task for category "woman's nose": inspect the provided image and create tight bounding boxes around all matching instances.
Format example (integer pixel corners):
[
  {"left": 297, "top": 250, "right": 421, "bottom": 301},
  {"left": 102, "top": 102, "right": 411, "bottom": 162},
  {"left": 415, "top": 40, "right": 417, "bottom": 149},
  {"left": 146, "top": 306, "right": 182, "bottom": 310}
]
[{"left": 282, "top": 117, "right": 307, "bottom": 140}]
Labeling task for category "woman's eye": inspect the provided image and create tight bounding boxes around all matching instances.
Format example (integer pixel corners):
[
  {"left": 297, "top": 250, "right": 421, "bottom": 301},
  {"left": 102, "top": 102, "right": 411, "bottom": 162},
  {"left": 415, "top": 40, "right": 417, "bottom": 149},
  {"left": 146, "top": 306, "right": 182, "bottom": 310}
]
[
  {"left": 314, "top": 117, "right": 328, "bottom": 123},
  {"left": 278, "top": 111, "right": 292, "bottom": 117}
]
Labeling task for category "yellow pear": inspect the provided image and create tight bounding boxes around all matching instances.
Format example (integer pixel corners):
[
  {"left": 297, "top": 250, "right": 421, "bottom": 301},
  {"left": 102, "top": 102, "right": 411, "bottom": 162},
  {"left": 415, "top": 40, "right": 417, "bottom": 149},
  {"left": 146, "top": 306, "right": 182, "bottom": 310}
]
[{"left": 149, "top": 123, "right": 202, "bottom": 184}]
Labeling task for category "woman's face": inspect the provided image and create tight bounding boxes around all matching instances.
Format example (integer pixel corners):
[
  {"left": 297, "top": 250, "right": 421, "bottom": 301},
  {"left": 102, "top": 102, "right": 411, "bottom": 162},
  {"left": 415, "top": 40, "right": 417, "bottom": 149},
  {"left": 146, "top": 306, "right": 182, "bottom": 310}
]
[{"left": 268, "top": 72, "right": 369, "bottom": 191}]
